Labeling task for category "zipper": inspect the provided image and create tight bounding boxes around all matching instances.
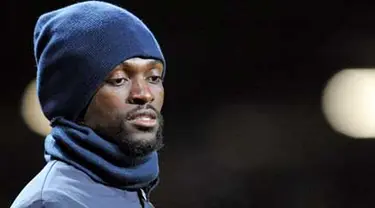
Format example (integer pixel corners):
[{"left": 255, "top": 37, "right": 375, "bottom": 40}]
[
  {"left": 139, "top": 189, "right": 155, "bottom": 208},
  {"left": 139, "top": 178, "right": 159, "bottom": 207}
]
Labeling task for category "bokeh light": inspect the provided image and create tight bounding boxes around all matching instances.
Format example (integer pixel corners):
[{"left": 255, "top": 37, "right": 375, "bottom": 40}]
[
  {"left": 20, "top": 79, "right": 51, "bottom": 136},
  {"left": 322, "top": 69, "right": 375, "bottom": 138}
]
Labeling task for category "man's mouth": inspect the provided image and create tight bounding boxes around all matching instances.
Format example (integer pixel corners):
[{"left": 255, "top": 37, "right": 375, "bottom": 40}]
[{"left": 126, "top": 109, "right": 158, "bottom": 128}]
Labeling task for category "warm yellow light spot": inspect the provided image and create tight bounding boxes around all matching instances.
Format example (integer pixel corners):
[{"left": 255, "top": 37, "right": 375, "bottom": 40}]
[{"left": 21, "top": 79, "right": 51, "bottom": 136}]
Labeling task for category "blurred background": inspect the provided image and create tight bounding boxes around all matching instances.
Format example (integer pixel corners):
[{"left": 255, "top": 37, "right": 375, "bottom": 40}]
[{"left": 4, "top": 0, "right": 375, "bottom": 207}]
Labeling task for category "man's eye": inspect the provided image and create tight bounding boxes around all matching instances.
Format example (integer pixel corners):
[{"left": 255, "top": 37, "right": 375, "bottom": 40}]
[
  {"left": 147, "top": 76, "right": 162, "bottom": 84},
  {"left": 107, "top": 78, "right": 127, "bottom": 86}
]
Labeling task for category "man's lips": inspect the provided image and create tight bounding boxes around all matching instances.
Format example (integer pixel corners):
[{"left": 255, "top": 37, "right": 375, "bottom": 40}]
[{"left": 126, "top": 109, "right": 158, "bottom": 128}]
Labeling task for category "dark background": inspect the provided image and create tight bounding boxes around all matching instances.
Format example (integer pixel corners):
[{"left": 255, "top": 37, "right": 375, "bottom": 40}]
[{"left": 4, "top": 0, "right": 375, "bottom": 207}]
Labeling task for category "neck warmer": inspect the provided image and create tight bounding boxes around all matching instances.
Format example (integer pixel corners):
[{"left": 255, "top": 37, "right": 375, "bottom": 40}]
[{"left": 44, "top": 117, "right": 159, "bottom": 191}]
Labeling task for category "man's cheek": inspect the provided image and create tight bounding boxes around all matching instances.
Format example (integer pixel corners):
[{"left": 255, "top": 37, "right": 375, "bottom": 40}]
[{"left": 156, "top": 90, "right": 164, "bottom": 110}]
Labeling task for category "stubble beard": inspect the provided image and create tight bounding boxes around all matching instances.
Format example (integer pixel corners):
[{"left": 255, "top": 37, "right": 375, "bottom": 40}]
[
  {"left": 115, "top": 113, "right": 164, "bottom": 158},
  {"left": 92, "top": 110, "right": 164, "bottom": 158}
]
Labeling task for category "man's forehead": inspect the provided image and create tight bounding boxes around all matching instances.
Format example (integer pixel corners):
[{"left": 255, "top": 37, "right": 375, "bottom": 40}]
[{"left": 122, "top": 57, "right": 162, "bottom": 67}]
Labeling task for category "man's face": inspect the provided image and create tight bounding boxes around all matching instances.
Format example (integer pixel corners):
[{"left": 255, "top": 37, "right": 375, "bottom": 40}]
[{"left": 83, "top": 57, "right": 164, "bottom": 157}]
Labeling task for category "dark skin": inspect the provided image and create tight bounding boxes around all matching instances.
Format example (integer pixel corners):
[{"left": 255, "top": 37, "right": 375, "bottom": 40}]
[{"left": 82, "top": 57, "right": 165, "bottom": 157}]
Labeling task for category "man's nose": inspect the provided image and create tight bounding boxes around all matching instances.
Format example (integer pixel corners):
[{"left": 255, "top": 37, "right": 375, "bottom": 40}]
[{"left": 127, "top": 79, "right": 154, "bottom": 105}]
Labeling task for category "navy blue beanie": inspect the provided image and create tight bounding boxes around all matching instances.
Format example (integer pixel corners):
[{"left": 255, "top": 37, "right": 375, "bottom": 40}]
[{"left": 34, "top": 1, "right": 165, "bottom": 121}]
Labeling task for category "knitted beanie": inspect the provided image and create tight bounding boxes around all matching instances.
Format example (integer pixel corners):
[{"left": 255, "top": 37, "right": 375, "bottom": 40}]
[{"left": 34, "top": 1, "right": 165, "bottom": 121}]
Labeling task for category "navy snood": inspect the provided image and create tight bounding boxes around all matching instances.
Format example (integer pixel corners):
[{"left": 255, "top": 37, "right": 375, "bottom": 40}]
[{"left": 44, "top": 117, "right": 159, "bottom": 192}]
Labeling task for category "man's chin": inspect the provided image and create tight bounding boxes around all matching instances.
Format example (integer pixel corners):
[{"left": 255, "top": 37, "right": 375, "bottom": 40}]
[
  {"left": 116, "top": 126, "right": 162, "bottom": 157},
  {"left": 125, "top": 132, "right": 158, "bottom": 144},
  {"left": 111, "top": 117, "right": 164, "bottom": 157}
]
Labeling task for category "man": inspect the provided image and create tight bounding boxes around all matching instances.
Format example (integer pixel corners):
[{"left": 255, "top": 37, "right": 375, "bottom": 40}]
[{"left": 11, "top": 1, "right": 166, "bottom": 207}]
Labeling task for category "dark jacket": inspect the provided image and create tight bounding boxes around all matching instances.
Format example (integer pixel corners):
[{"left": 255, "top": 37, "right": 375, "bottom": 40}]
[{"left": 11, "top": 160, "right": 155, "bottom": 208}]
